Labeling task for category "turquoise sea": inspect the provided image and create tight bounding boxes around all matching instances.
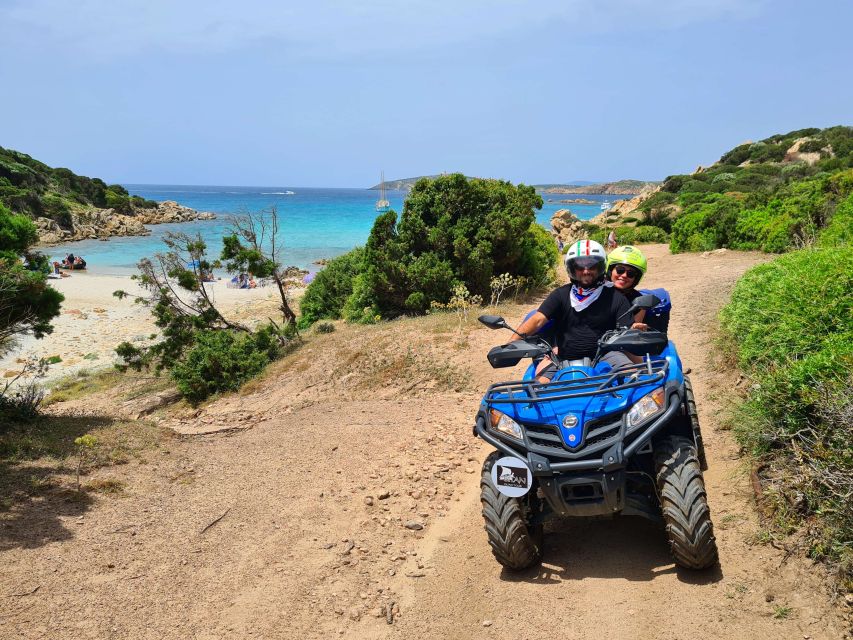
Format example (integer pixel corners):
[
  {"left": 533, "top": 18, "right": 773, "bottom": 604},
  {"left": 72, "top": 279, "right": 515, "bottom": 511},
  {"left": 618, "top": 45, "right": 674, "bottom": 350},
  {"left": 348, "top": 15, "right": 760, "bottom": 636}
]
[{"left": 45, "top": 185, "right": 632, "bottom": 275}]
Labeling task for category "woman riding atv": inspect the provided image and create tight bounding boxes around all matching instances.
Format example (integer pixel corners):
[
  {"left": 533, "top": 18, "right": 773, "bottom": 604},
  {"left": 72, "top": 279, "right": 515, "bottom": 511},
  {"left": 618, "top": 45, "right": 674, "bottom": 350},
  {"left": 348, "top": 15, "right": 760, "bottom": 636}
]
[{"left": 606, "top": 245, "right": 671, "bottom": 335}]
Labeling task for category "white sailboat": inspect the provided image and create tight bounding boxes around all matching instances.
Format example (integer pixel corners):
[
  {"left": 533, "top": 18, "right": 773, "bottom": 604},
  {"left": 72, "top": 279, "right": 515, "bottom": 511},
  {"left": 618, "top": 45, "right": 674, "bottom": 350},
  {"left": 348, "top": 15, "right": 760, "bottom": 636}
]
[
  {"left": 600, "top": 200, "right": 612, "bottom": 212},
  {"left": 375, "top": 171, "right": 390, "bottom": 212}
]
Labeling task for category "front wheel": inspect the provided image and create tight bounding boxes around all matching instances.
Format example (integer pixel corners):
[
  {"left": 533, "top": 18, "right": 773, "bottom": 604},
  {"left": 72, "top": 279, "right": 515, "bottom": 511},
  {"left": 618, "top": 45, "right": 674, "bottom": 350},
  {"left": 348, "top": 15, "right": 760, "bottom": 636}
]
[
  {"left": 480, "top": 452, "right": 543, "bottom": 570},
  {"left": 655, "top": 436, "right": 718, "bottom": 569}
]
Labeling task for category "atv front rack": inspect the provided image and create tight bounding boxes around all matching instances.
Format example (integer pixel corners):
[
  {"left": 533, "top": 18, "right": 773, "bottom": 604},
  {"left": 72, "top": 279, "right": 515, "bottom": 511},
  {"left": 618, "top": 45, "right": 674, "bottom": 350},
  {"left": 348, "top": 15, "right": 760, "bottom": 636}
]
[{"left": 485, "top": 359, "right": 669, "bottom": 405}]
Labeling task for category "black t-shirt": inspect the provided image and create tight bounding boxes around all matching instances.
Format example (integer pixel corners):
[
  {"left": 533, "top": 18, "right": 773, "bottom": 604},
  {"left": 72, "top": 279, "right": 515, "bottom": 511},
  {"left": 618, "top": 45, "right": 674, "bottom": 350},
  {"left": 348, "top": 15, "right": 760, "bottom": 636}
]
[{"left": 539, "top": 285, "right": 632, "bottom": 359}]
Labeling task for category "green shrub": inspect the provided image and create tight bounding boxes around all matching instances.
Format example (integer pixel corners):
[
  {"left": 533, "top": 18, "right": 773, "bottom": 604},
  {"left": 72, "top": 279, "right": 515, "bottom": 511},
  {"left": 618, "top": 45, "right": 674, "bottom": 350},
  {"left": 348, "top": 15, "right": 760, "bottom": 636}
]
[
  {"left": 818, "top": 193, "right": 853, "bottom": 247},
  {"left": 592, "top": 225, "right": 669, "bottom": 245},
  {"left": 170, "top": 326, "right": 280, "bottom": 403},
  {"left": 314, "top": 321, "right": 335, "bottom": 333},
  {"left": 720, "top": 247, "right": 853, "bottom": 583},
  {"left": 721, "top": 247, "right": 853, "bottom": 368},
  {"left": 105, "top": 189, "right": 132, "bottom": 214},
  {"left": 131, "top": 195, "right": 158, "bottom": 209},
  {"left": 42, "top": 194, "right": 73, "bottom": 227},
  {"left": 341, "top": 174, "right": 557, "bottom": 322},
  {"left": 298, "top": 247, "right": 365, "bottom": 328}
]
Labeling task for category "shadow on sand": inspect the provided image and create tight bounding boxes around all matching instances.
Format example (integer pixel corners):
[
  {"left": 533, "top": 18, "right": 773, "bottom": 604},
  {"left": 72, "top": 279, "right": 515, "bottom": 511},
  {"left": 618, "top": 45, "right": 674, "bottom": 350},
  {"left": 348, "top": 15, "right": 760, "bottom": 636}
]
[
  {"left": 0, "top": 415, "right": 113, "bottom": 552},
  {"left": 499, "top": 516, "right": 723, "bottom": 585}
]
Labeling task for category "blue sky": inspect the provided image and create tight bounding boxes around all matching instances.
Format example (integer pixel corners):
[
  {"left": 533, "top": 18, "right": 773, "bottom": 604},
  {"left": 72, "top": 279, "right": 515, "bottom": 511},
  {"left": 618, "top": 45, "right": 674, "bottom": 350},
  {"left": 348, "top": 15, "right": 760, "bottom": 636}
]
[{"left": 0, "top": 0, "right": 850, "bottom": 187}]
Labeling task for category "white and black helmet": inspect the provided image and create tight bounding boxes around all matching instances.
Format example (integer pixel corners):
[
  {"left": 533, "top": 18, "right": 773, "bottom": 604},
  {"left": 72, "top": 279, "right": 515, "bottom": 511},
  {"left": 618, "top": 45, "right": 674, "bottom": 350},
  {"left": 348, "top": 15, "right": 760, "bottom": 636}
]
[{"left": 564, "top": 239, "right": 607, "bottom": 286}]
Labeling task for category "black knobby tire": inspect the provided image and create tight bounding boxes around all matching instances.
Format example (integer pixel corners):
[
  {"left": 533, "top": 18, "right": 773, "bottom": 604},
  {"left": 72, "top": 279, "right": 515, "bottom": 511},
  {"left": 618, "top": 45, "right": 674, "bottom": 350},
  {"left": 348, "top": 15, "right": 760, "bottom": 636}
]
[
  {"left": 655, "top": 436, "right": 718, "bottom": 569},
  {"left": 480, "top": 452, "right": 543, "bottom": 570},
  {"left": 683, "top": 375, "right": 708, "bottom": 470}
]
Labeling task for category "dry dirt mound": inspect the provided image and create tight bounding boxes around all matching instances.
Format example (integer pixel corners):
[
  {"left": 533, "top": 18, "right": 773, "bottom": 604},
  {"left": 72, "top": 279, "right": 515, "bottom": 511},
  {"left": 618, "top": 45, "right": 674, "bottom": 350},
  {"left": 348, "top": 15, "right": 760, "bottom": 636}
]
[{"left": 1, "top": 245, "right": 849, "bottom": 639}]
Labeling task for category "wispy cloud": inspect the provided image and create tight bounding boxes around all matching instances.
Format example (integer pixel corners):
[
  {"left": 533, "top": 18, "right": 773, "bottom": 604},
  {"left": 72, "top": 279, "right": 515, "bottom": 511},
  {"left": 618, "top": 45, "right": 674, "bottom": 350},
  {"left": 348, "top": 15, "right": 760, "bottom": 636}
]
[{"left": 0, "top": 0, "right": 766, "bottom": 59}]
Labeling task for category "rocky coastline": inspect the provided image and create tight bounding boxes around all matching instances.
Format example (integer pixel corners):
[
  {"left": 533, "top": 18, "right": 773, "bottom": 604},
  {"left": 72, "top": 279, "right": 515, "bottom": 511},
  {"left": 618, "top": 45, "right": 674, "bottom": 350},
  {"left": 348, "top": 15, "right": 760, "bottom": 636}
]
[{"left": 34, "top": 200, "right": 216, "bottom": 245}]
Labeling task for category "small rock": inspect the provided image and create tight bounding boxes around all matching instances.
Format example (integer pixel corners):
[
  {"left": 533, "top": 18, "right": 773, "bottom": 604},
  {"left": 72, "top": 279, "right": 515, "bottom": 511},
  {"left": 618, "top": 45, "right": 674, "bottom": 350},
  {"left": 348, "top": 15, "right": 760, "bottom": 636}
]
[
  {"left": 482, "top": 620, "right": 493, "bottom": 627},
  {"left": 364, "top": 496, "right": 374, "bottom": 506},
  {"left": 348, "top": 607, "right": 361, "bottom": 621},
  {"left": 404, "top": 520, "right": 424, "bottom": 531},
  {"left": 464, "top": 467, "right": 475, "bottom": 474},
  {"left": 378, "top": 491, "right": 391, "bottom": 500}
]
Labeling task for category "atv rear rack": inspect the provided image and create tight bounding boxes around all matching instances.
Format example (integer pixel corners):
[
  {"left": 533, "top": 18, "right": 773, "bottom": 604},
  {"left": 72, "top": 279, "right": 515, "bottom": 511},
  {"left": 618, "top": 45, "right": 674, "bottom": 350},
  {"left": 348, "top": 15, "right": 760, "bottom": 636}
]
[{"left": 485, "top": 360, "right": 669, "bottom": 405}]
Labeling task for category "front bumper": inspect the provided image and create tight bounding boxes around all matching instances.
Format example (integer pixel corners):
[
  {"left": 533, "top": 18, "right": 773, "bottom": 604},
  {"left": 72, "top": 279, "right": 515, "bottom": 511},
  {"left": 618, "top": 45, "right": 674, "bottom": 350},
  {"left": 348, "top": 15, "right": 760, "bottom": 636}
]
[{"left": 474, "top": 395, "right": 682, "bottom": 518}]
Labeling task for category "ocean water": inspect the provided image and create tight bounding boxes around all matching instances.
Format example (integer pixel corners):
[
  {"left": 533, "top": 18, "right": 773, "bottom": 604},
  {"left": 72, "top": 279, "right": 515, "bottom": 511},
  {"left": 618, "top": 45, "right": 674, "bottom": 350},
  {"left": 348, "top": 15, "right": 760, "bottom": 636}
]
[{"left": 45, "top": 185, "right": 631, "bottom": 275}]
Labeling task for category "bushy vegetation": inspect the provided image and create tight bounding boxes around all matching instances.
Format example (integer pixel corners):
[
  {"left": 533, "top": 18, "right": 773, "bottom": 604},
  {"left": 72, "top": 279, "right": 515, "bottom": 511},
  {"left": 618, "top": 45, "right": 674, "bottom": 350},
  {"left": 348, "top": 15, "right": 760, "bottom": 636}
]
[
  {"left": 720, "top": 246, "right": 853, "bottom": 588},
  {"left": 0, "top": 202, "right": 64, "bottom": 355},
  {"left": 300, "top": 174, "right": 558, "bottom": 326},
  {"left": 590, "top": 224, "right": 669, "bottom": 245},
  {"left": 116, "top": 212, "right": 299, "bottom": 403},
  {"left": 0, "top": 146, "right": 156, "bottom": 227},
  {"left": 641, "top": 126, "right": 853, "bottom": 253},
  {"left": 170, "top": 326, "right": 282, "bottom": 403},
  {"left": 297, "top": 247, "right": 364, "bottom": 329}
]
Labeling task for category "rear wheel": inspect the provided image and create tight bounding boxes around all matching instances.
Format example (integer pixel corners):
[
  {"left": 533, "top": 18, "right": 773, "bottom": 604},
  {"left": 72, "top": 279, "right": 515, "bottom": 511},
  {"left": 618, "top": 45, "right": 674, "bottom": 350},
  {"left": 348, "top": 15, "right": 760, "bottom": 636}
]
[
  {"left": 480, "top": 452, "right": 543, "bottom": 570},
  {"left": 655, "top": 436, "right": 718, "bottom": 569},
  {"left": 683, "top": 375, "right": 708, "bottom": 470}
]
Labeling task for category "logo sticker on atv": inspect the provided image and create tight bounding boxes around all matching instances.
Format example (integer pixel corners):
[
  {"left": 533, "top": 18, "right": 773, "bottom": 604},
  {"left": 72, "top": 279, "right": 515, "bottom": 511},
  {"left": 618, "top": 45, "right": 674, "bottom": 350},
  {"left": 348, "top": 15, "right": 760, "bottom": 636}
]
[{"left": 491, "top": 456, "right": 533, "bottom": 497}]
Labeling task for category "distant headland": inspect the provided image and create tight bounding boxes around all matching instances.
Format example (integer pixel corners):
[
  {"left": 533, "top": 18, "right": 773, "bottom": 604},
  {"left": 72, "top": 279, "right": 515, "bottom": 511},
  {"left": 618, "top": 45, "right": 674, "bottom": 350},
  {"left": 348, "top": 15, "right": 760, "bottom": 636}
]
[
  {"left": 368, "top": 175, "right": 659, "bottom": 195},
  {"left": 534, "top": 179, "right": 660, "bottom": 195}
]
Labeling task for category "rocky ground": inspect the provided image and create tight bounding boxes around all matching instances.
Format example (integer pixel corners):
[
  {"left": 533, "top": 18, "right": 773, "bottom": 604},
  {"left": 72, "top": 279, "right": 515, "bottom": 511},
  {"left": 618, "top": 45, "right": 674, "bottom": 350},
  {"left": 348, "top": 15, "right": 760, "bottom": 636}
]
[{"left": 1, "top": 245, "right": 850, "bottom": 639}]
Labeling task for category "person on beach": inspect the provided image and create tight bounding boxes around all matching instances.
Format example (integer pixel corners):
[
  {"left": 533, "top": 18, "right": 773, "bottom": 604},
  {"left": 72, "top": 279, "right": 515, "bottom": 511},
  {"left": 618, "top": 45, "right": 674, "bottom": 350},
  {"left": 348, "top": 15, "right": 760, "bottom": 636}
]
[
  {"left": 49, "top": 261, "right": 69, "bottom": 278},
  {"left": 512, "top": 239, "right": 633, "bottom": 381}
]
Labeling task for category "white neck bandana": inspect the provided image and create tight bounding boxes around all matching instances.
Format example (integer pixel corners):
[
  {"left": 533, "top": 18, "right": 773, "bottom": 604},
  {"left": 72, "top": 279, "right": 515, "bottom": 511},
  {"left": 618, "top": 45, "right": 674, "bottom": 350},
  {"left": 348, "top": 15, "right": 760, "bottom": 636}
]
[{"left": 570, "top": 281, "right": 612, "bottom": 312}]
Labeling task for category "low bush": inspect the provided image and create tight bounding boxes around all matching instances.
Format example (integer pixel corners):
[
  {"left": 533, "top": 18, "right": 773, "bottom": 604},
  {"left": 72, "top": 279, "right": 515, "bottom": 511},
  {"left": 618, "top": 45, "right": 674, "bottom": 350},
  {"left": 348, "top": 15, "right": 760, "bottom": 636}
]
[
  {"left": 170, "top": 325, "right": 281, "bottom": 404},
  {"left": 591, "top": 225, "right": 669, "bottom": 245},
  {"left": 298, "top": 247, "right": 364, "bottom": 328},
  {"left": 720, "top": 246, "right": 853, "bottom": 587},
  {"left": 818, "top": 193, "right": 853, "bottom": 247}
]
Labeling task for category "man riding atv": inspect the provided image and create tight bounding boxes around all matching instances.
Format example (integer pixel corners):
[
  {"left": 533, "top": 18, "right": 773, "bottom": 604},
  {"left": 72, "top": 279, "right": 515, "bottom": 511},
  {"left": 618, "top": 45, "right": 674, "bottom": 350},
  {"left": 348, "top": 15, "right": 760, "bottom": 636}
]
[
  {"left": 514, "top": 239, "right": 633, "bottom": 381},
  {"left": 474, "top": 240, "right": 717, "bottom": 572}
]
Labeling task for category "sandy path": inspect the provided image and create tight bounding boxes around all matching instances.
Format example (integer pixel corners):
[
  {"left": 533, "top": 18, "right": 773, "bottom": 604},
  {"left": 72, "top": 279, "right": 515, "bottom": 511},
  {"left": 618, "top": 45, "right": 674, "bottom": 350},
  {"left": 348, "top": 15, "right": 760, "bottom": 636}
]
[
  {"left": 1, "top": 246, "right": 848, "bottom": 639},
  {"left": 370, "top": 246, "right": 848, "bottom": 640}
]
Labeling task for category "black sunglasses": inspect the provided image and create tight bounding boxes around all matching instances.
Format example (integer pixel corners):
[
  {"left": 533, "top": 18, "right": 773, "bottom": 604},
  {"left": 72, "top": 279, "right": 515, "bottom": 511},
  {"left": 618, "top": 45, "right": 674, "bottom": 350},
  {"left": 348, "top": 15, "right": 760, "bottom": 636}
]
[{"left": 612, "top": 265, "right": 639, "bottom": 278}]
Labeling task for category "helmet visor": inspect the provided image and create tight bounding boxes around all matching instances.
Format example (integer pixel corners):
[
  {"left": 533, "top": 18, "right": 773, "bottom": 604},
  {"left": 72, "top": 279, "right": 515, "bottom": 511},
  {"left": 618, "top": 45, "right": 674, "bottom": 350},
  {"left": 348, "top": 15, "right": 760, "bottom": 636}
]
[{"left": 571, "top": 257, "right": 602, "bottom": 271}]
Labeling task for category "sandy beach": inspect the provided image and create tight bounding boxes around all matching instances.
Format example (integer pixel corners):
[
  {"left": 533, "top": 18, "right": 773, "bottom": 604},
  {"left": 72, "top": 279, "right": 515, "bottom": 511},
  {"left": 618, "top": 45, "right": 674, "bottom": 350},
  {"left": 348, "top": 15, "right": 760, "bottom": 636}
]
[{"left": 1, "top": 271, "right": 297, "bottom": 385}]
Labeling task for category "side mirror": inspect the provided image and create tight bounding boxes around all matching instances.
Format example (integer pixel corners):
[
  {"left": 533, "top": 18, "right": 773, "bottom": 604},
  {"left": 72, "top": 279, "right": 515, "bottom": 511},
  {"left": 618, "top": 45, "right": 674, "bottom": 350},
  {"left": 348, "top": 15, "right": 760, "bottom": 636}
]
[
  {"left": 478, "top": 314, "right": 510, "bottom": 330},
  {"left": 632, "top": 294, "right": 662, "bottom": 310}
]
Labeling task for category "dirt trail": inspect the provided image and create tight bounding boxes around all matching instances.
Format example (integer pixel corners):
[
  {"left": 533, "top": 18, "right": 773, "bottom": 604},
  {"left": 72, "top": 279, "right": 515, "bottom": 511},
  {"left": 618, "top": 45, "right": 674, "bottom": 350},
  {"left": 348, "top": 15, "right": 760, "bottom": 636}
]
[{"left": 1, "top": 245, "right": 848, "bottom": 639}]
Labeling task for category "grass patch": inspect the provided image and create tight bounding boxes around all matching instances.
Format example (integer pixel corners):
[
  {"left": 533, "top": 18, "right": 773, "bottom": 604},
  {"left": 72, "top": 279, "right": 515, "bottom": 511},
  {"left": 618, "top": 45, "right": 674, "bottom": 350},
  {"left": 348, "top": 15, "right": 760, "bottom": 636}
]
[
  {"left": 84, "top": 478, "right": 126, "bottom": 494},
  {"left": 44, "top": 369, "right": 126, "bottom": 406},
  {"left": 772, "top": 605, "right": 793, "bottom": 620},
  {"left": 0, "top": 414, "right": 169, "bottom": 464}
]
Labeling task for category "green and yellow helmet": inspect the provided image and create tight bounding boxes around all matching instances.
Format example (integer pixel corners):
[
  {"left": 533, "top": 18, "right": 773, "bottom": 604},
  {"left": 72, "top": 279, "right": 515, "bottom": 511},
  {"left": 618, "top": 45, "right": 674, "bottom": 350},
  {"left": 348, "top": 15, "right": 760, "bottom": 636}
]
[{"left": 607, "top": 245, "right": 648, "bottom": 284}]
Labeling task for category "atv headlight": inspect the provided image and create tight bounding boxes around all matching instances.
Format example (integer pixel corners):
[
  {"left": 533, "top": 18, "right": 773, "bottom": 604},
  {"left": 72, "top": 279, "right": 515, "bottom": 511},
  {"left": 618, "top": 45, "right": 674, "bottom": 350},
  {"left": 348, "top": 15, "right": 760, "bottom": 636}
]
[
  {"left": 626, "top": 388, "right": 666, "bottom": 429},
  {"left": 489, "top": 409, "right": 523, "bottom": 441}
]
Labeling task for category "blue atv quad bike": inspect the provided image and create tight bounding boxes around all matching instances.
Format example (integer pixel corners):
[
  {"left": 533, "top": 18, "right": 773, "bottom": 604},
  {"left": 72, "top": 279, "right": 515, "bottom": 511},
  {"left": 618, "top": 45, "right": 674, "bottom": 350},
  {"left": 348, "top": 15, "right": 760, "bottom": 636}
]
[{"left": 474, "top": 294, "right": 717, "bottom": 571}]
